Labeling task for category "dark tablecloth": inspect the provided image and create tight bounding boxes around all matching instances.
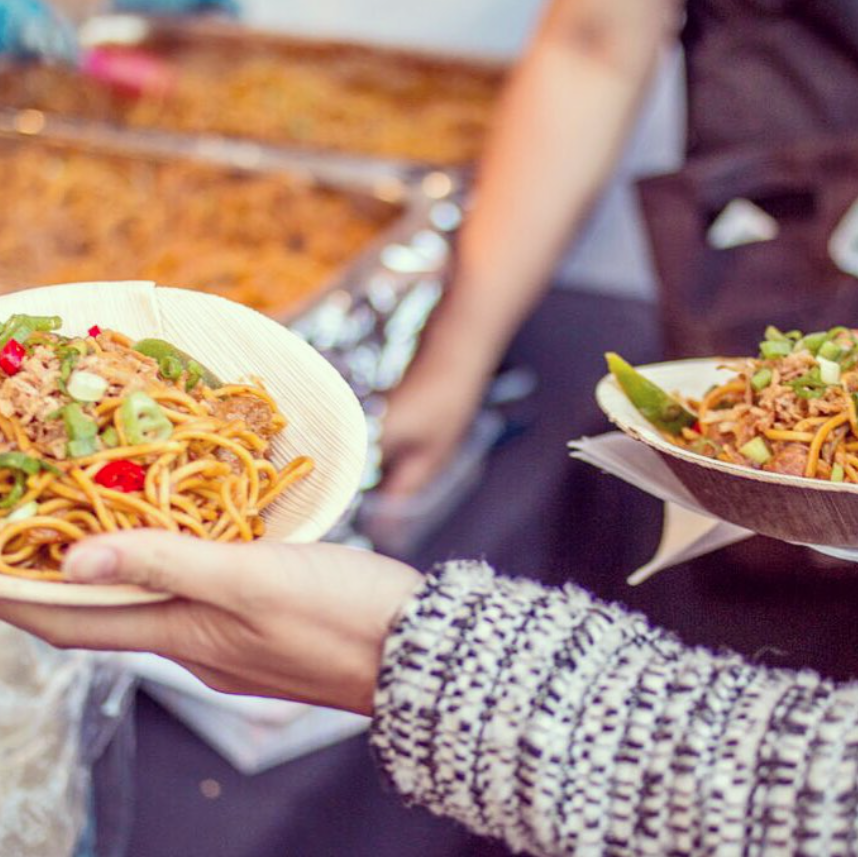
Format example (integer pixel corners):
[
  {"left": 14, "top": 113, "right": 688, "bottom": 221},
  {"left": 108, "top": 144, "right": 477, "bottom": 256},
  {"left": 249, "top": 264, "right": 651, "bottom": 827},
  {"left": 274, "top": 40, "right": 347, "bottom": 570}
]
[{"left": 121, "top": 287, "right": 858, "bottom": 857}]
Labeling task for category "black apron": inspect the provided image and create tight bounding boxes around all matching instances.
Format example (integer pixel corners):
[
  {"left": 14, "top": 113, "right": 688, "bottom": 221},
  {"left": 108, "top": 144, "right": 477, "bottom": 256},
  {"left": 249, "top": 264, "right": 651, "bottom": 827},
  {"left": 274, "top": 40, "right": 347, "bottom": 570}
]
[{"left": 639, "top": 0, "right": 858, "bottom": 357}]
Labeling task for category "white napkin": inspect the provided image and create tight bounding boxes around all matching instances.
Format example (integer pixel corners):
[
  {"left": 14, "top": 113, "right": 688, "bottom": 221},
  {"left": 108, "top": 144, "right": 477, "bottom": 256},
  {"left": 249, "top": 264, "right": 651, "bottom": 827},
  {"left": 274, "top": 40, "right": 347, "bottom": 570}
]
[
  {"left": 568, "top": 432, "right": 754, "bottom": 584},
  {"left": 120, "top": 653, "right": 369, "bottom": 774}
]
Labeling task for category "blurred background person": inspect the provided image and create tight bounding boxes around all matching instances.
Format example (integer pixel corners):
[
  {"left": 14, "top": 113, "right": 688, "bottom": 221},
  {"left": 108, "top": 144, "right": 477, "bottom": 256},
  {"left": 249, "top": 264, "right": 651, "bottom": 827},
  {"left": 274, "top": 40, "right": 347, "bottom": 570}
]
[
  {"left": 379, "top": 0, "right": 858, "bottom": 499},
  {"left": 379, "top": 0, "right": 685, "bottom": 498}
]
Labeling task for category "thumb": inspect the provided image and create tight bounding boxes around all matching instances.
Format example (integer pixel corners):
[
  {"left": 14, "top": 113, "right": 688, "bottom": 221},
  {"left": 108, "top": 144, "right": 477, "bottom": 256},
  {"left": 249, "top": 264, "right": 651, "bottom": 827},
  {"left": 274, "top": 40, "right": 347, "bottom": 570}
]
[{"left": 63, "top": 529, "right": 264, "bottom": 609}]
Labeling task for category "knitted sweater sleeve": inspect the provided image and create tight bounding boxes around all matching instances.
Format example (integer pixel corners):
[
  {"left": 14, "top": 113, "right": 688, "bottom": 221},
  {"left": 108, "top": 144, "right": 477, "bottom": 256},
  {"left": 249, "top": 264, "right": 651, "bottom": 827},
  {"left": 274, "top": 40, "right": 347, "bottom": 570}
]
[{"left": 370, "top": 560, "right": 858, "bottom": 856}]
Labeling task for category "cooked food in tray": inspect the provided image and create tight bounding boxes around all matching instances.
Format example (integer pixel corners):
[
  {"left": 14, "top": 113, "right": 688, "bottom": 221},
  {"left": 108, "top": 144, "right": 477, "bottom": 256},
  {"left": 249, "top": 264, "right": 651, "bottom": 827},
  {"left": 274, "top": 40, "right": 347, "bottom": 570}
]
[
  {"left": 0, "top": 23, "right": 506, "bottom": 164},
  {"left": 0, "top": 137, "right": 400, "bottom": 314},
  {"left": 607, "top": 325, "right": 858, "bottom": 483},
  {"left": 0, "top": 313, "right": 313, "bottom": 580}
]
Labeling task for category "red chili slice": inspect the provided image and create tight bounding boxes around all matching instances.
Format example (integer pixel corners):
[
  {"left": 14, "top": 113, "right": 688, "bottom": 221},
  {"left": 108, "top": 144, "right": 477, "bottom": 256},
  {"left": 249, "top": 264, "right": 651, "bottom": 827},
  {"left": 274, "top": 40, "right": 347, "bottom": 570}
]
[
  {"left": 88, "top": 325, "right": 102, "bottom": 337},
  {"left": 0, "top": 339, "right": 25, "bottom": 376},
  {"left": 94, "top": 460, "right": 146, "bottom": 493}
]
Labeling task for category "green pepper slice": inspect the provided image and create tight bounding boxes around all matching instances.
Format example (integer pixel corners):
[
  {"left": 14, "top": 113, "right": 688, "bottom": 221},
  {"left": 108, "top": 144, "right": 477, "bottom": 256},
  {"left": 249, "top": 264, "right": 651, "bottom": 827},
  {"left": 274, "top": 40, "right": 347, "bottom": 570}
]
[
  {"left": 133, "top": 339, "right": 221, "bottom": 389},
  {"left": 0, "top": 473, "right": 25, "bottom": 509},
  {"left": 0, "top": 451, "right": 60, "bottom": 476},
  {"left": 100, "top": 426, "right": 119, "bottom": 449},
  {"left": 158, "top": 355, "right": 183, "bottom": 381},
  {"left": 121, "top": 392, "right": 173, "bottom": 445},
  {"left": 0, "top": 314, "right": 62, "bottom": 350},
  {"left": 0, "top": 452, "right": 60, "bottom": 507},
  {"left": 0, "top": 451, "right": 43, "bottom": 476},
  {"left": 606, "top": 352, "right": 698, "bottom": 436},
  {"left": 184, "top": 360, "right": 205, "bottom": 392}
]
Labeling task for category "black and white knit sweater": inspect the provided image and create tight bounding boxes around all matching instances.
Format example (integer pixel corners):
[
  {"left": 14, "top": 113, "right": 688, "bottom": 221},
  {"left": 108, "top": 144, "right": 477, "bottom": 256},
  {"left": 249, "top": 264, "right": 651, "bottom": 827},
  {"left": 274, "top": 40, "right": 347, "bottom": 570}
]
[{"left": 371, "top": 561, "right": 858, "bottom": 856}]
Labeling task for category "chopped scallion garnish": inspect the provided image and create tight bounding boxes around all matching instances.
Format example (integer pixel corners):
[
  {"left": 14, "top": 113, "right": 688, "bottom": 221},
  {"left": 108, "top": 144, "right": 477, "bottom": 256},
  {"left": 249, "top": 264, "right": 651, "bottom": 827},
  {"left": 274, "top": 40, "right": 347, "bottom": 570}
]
[
  {"left": 751, "top": 368, "right": 773, "bottom": 391},
  {"left": 739, "top": 436, "right": 772, "bottom": 465}
]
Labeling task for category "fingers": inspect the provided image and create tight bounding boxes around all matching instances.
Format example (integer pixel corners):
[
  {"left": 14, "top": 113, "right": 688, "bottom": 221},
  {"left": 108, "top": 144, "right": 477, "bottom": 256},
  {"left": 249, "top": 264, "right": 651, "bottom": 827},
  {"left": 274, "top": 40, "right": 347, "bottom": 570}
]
[
  {"left": 379, "top": 380, "right": 479, "bottom": 498},
  {"left": 0, "top": 599, "right": 180, "bottom": 653},
  {"left": 380, "top": 447, "right": 440, "bottom": 498},
  {"left": 62, "top": 529, "right": 274, "bottom": 612}
]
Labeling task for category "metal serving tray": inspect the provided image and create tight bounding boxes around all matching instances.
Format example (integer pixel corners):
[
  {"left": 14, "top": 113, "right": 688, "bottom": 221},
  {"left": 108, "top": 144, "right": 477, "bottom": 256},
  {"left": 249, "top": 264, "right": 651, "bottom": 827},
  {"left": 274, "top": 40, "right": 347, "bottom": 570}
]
[
  {"left": 0, "top": 109, "right": 453, "bottom": 318},
  {"left": 0, "top": 14, "right": 507, "bottom": 172},
  {"left": 0, "top": 114, "right": 464, "bottom": 490}
]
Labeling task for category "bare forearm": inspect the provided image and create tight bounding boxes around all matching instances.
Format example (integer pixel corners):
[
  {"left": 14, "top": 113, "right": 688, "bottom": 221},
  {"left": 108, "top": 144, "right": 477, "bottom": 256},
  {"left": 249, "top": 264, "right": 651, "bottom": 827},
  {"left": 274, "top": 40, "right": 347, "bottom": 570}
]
[{"left": 425, "top": 0, "right": 683, "bottom": 376}]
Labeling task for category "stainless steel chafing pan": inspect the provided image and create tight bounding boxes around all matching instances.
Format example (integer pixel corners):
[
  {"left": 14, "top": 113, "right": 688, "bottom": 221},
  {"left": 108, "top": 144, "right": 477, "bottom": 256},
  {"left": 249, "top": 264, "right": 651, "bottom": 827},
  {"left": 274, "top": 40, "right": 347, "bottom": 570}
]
[{"left": 0, "top": 13, "right": 507, "bottom": 171}]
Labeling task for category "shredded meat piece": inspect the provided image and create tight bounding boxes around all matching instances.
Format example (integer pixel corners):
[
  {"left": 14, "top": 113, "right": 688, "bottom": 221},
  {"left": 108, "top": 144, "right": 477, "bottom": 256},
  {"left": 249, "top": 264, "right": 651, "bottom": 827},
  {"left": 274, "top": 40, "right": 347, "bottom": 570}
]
[
  {"left": 214, "top": 448, "right": 241, "bottom": 473},
  {"left": 210, "top": 396, "right": 275, "bottom": 438},
  {"left": 78, "top": 349, "right": 159, "bottom": 397},
  {"left": 0, "top": 347, "right": 64, "bottom": 427},
  {"left": 763, "top": 443, "right": 808, "bottom": 477},
  {"left": 31, "top": 419, "right": 66, "bottom": 460}
]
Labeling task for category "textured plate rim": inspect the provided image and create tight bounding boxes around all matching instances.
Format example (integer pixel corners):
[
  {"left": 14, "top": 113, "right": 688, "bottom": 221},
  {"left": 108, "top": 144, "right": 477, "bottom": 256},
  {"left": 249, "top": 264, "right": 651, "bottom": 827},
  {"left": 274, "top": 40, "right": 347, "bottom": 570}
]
[{"left": 0, "top": 281, "right": 366, "bottom": 605}]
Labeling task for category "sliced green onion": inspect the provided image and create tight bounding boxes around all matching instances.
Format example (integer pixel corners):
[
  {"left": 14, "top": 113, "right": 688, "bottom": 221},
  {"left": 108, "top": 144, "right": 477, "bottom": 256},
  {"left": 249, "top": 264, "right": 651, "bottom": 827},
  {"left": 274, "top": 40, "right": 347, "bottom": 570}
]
[
  {"left": 100, "top": 426, "right": 119, "bottom": 449},
  {"left": 831, "top": 463, "right": 846, "bottom": 483},
  {"left": 739, "top": 436, "right": 772, "bottom": 465},
  {"left": 800, "top": 331, "right": 829, "bottom": 355},
  {"left": 751, "top": 368, "right": 773, "bottom": 391},
  {"left": 818, "top": 340, "right": 843, "bottom": 361},
  {"left": 764, "top": 325, "right": 789, "bottom": 342},
  {"left": 760, "top": 340, "right": 792, "bottom": 359},
  {"left": 62, "top": 403, "right": 98, "bottom": 458},
  {"left": 67, "top": 370, "right": 109, "bottom": 403},
  {"left": 817, "top": 356, "right": 841, "bottom": 385},
  {"left": 67, "top": 439, "right": 97, "bottom": 458}
]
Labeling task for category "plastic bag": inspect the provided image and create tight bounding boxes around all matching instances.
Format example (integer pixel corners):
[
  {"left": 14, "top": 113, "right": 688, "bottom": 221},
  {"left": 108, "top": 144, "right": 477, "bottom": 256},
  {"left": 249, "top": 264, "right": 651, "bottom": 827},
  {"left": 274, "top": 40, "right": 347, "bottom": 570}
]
[
  {"left": 0, "top": 622, "right": 92, "bottom": 857},
  {"left": 0, "top": 623, "right": 135, "bottom": 857}
]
